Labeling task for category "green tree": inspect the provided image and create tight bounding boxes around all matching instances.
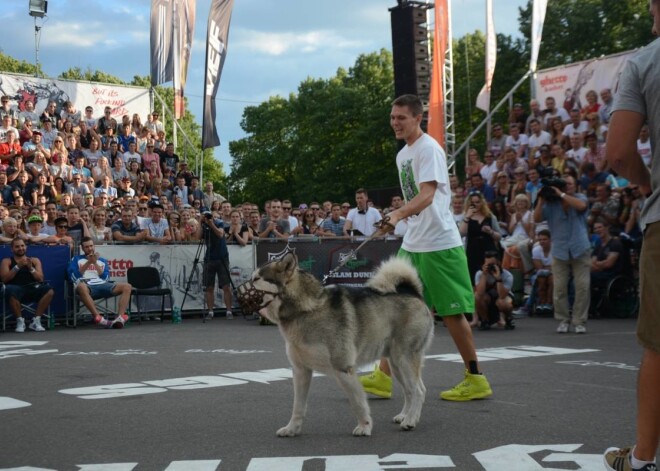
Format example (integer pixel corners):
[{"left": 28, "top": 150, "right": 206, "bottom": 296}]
[
  {"left": 517, "top": 0, "right": 653, "bottom": 68},
  {"left": 0, "top": 50, "right": 42, "bottom": 76},
  {"left": 59, "top": 67, "right": 126, "bottom": 84},
  {"left": 229, "top": 49, "right": 397, "bottom": 205}
]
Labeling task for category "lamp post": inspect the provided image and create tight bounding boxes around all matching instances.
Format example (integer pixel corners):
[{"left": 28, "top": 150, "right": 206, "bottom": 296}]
[{"left": 28, "top": 0, "right": 48, "bottom": 77}]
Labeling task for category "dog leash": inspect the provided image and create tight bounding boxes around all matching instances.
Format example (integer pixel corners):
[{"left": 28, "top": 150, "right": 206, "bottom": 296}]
[{"left": 322, "top": 216, "right": 395, "bottom": 285}]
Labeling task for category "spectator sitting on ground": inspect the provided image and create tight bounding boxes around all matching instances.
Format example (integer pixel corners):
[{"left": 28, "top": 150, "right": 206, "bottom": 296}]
[
  {"left": 0, "top": 237, "right": 54, "bottom": 332},
  {"left": 531, "top": 229, "right": 554, "bottom": 315},
  {"left": 473, "top": 250, "right": 515, "bottom": 330},
  {"left": 67, "top": 236, "right": 133, "bottom": 329}
]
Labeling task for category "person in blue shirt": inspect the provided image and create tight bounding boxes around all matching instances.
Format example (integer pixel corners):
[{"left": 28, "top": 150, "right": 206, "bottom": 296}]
[{"left": 534, "top": 175, "right": 590, "bottom": 334}]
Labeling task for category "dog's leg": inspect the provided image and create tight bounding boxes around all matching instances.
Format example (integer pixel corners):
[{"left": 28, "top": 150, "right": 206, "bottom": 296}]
[
  {"left": 277, "top": 365, "right": 312, "bottom": 437},
  {"left": 388, "top": 356, "right": 411, "bottom": 426},
  {"left": 392, "top": 352, "right": 426, "bottom": 431},
  {"left": 333, "top": 370, "right": 373, "bottom": 436}
]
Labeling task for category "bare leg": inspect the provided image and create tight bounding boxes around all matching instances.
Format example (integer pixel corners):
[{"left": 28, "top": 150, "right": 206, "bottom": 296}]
[
  {"left": 112, "top": 283, "right": 132, "bottom": 314},
  {"left": 222, "top": 285, "right": 232, "bottom": 310},
  {"left": 76, "top": 284, "right": 101, "bottom": 317},
  {"left": 34, "top": 289, "right": 54, "bottom": 316},
  {"left": 443, "top": 314, "right": 480, "bottom": 372},
  {"left": 205, "top": 287, "right": 215, "bottom": 312},
  {"left": 635, "top": 347, "right": 660, "bottom": 460}
]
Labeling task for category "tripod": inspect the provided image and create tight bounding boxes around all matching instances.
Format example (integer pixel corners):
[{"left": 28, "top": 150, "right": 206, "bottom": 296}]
[{"left": 179, "top": 235, "right": 206, "bottom": 320}]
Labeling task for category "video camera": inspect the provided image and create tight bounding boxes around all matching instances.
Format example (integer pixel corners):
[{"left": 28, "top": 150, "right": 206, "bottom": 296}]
[{"left": 539, "top": 168, "right": 566, "bottom": 202}]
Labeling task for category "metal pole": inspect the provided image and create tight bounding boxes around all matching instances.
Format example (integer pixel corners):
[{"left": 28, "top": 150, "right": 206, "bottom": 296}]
[
  {"left": 453, "top": 70, "right": 532, "bottom": 160},
  {"left": 34, "top": 17, "right": 41, "bottom": 77}
]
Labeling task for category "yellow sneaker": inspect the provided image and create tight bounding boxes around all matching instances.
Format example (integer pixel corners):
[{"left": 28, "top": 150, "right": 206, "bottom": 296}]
[
  {"left": 358, "top": 365, "right": 392, "bottom": 398},
  {"left": 440, "top": 369, "right": 492, "bottom": 401}
]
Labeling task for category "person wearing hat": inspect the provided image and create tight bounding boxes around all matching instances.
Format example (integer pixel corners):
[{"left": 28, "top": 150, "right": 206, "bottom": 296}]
[
  {"left": 0, "top": 237, "right": 54, "bottom": 332},
  {"left": 21, "top": 129, "right": 51, "bottom": 162},
  {"left": 25, "top": 215, "right": 49, "bottom": 244}
]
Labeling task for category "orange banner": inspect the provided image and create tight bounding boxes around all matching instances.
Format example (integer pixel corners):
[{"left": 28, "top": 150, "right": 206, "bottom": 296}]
[{"left": 428, "top": 0, "right": 448, "bottom": 148}]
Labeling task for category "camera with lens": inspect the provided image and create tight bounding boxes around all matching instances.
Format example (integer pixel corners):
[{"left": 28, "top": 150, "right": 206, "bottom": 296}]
[
  {"left": 539, "top": 168, "right": 567, "bottom": 202},
  {"left": 487, "top": 263, "right": 497, "bottom": 274},
  {"left": 203, "top": 211, "right": 213, "bottom": 220}
]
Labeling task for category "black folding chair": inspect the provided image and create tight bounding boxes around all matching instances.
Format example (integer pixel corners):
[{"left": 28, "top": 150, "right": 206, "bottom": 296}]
[{"left": 127, "top": 267, "right": 173, "bottom": 322}]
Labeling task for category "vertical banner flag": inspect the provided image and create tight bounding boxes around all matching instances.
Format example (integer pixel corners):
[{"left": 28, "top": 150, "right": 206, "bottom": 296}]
[
  {"left": 530, "top": 0, "right": 549, "bottom": 72},
  {"left": 150, "top": 0, "right": 174, "bottom": 86},
  {"left": 174, "top": 0, "right": 197, "bottom": 119},
  {"left": 202, "top": 0, "right": 235, "bottom": 149},
  {"left": 476, "top": 0, "right": 496, "bottom": 112},
  {"left": 428, "top": 0, "right": 449, "bottom": 148}
]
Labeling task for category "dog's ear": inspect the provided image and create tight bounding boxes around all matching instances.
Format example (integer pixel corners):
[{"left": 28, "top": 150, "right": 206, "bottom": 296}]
[{"left": 280, "top": 252, "right": 298, "bottom": 279}]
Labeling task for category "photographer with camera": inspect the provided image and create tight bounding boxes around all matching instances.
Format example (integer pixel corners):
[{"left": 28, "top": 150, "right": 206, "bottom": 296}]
[
  {"left": 198, "top": 210, "right": 234, "bottom": 320},
  {"left": 533, "top": 174, "right": 590, "bottom": 334},
  {"left": 474, "top": 251, "right": 515, "bottom": 330}
]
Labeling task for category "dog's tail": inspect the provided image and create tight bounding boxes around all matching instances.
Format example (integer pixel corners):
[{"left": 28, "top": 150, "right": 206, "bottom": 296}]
[{"left": 366, "top": 257, "right": 424, "bottom": 299}]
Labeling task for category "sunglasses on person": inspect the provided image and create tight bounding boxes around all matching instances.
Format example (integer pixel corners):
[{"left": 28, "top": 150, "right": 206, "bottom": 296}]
[
  {"left": 310, "top": 207, "right": 320, "bottom": 210},
  {"left": 57, "top": 225, "right": 68, "bottom": 229},
  {"left": 282, "top": 206, "right": 292, "bottom": 210}
]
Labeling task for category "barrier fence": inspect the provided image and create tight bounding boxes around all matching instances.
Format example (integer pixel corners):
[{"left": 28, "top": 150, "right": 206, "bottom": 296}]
[{"left": 1, "top": 238, "right": 403, "bottom": 321}]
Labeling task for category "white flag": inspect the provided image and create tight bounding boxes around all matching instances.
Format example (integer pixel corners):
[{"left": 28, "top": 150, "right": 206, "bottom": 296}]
[
  {"left": 530, "top": 0, "right": 549, "bottom": 72},
  {"left": 476, "top": 0, "right": 496, "bottom": 112}
]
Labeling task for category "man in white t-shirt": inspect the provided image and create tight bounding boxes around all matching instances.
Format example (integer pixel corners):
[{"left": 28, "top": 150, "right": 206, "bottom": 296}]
[
  {"left": 562, "top": 109, "right": 589, "bottom": 146},
  {"left": 342, "top": 188, "right": 381, "bottom": 236},
  {"left": 479, "top": 151, "right": 499, "bottom": 186},
  {"left": 528, "top": 118, "right": 551, "bottom": 158},
  {"left": 542, "top": 96, "right": 570, "bottom": 130},
  {"left": 505, "top": 123, "right": 529, "bottom": 161},
  {"left": 358, "top": 94, "right": 492, "bottom": 403},
  {"left": 566, "top": 133, "right": 588, "bottom": 165},
  {"left": 637, "top": 124, "right": 652, "bottom": 167}
]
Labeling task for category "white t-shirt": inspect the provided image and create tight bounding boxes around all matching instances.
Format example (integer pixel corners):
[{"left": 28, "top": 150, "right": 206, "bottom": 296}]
[
  {"left": 566, "top": 147, "right": 588, "bottom": 163},
  {"left": 505, "top": 133, "right": 529, "bottom": 158},
  {"left": 638, "top": 139, "right": 652, "bottom": 167},
  {"left": 346, "top": 207, "right": 381, "bottom": 236},
  {"left": 528, "top": 131, "right": 551, "bottom": 151},
  {"left": 480, "top": 161, "right": 499, "bottom": 185},
  {"left": 562, "top": 121, "right": 589, "bottom": 137},
  {"left": 543, "top": 108, "right": 570, "bottom": 128},
  {"left": 532, "top": 243, "right": 552, "bottom": 268},
  {"left": 396, "top": 133, "right": 462, "bottom": 252}
]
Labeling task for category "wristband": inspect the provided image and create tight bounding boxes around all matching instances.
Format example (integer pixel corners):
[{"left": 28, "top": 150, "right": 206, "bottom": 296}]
[
  {"left": 463, "top": 218, "right": 471, "bottom": 223},
  {"left": 13, "top": 265, "right": 20, "bottom": 272},
  {"left": 560, "top": 192, "right": 566, "bottom": 199},
  {"left": 30, "top": 268, "right": 36, "bottom": 274}
]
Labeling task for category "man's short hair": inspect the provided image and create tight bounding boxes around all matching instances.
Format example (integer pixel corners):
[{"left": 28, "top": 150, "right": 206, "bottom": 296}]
[
  {"left": 81, "top": 236, "right": 93, "bottom": 245},
  {"left": 355, "top": 188, "right": 368, "bottom": 196},
  {"left": 484, "top": 250, "right": 500, "bottom": 261},
  {"left": 537, "top": 229, "right": 551, "bottom": 238},
  {"left": 392, "top": 94, "right": 424, "bottom": 117}
]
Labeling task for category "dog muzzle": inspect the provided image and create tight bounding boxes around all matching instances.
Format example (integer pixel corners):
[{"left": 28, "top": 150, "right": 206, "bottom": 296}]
[{"left": 236, "top": 280, "right": 279, "bottom": 313}]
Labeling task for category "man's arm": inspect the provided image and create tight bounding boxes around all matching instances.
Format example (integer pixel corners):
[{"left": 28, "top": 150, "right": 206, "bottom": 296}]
[
  {"left": 606, "top": 110, "right": 651, "bottom": 192},
  {"left": 386, "top": 181, "right": 437, "bottom": 228}
]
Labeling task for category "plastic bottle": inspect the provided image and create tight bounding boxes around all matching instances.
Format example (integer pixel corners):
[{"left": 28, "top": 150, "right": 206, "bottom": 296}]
[{"left": 172, "top": 306, "right": 182, "bottom": 324}]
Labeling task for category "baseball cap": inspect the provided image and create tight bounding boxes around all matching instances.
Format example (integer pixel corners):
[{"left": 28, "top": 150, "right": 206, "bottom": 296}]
[
  {"left": 32, "top": 130, "right": 42, "bottom": 136},
  {"left": 298, "top": 203, "right": 308, "bottom": 210},
  {"left": 27, "top": 215, "right": 43, "bottom": 224}
]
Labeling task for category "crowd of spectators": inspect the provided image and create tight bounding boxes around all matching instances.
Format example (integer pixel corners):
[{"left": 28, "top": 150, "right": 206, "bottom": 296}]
[
  {"left": 452, "top": 89, "right": 645, "bottom": 324},
  {"left": 0, "top": 96, "right": 408, "bottom": 249}
]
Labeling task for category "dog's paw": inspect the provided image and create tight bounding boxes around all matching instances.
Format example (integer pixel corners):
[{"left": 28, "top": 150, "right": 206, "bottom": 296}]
[
  {"left": 393, "top": 413, "right": 405, "bottom": 424},
  {"left": 276, "top": 425, "right": 301, "bottom": 437},
  {"left": 401, "top": 422, "right": 415, "bottom": 432},
  {"left": 352, "top": 422, "right": 372, "bottom": 437}
]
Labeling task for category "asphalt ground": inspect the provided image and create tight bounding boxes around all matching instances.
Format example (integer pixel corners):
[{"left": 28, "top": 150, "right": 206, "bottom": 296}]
[{"left": 0, "top": 313, "right": 647, "bottom": 471}]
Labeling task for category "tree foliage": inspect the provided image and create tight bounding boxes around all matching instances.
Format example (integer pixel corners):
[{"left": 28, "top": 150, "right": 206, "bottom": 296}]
[
  {"left": 517, "top": 0, "right": 653, "bottom": 68},
  {"left": 0, "top": 50, "right": 42, "bottom": 76},
  {"left": 228, "top": 49, "right": 398, "bottom": 205}
]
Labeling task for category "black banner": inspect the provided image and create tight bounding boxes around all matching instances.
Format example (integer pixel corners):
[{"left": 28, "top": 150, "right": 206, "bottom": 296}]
[
  {"left": 202, "top": 0, "right": 235, "bottom": 149},
  {"left": 150, "top": 0, "right": 175, "bottom": 86},
  {"left": 254, "top": 238, "right": 403, "bottom": 287}
]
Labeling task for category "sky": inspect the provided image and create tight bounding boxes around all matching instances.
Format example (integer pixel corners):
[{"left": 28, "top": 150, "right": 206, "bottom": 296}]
[{"left": 0, "top": 0, "right": 529, "bottom": 171}]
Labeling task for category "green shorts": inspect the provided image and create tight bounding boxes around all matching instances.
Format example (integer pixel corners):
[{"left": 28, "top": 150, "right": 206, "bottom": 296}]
[{"left": 399, "top": 247, "right": 474, "bottom": 317}]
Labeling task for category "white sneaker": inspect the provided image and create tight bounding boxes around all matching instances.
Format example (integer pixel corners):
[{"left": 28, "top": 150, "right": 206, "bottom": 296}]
[
  {"left": 574, "top": 324, "right": 587, "bottom": 334},
  {"left": 226, "top": 311, "right": 233, "bottom": 320},
  {"left": 15, "top": 317, "right": 26, "bottom": 333},
  {"left": 29, "top": 317, "right": 46, "bottom": 332},
  {"left": 206, "top": 311, "right": 214, "bottom": 320},
  {"left": 556, "top": 322, "right": 569, "bottom": 334}
]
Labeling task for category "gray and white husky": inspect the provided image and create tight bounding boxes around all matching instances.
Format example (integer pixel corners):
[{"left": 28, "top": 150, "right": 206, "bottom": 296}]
[{"left": 245, "top": 253, "right": 434, "bottom": 436}]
